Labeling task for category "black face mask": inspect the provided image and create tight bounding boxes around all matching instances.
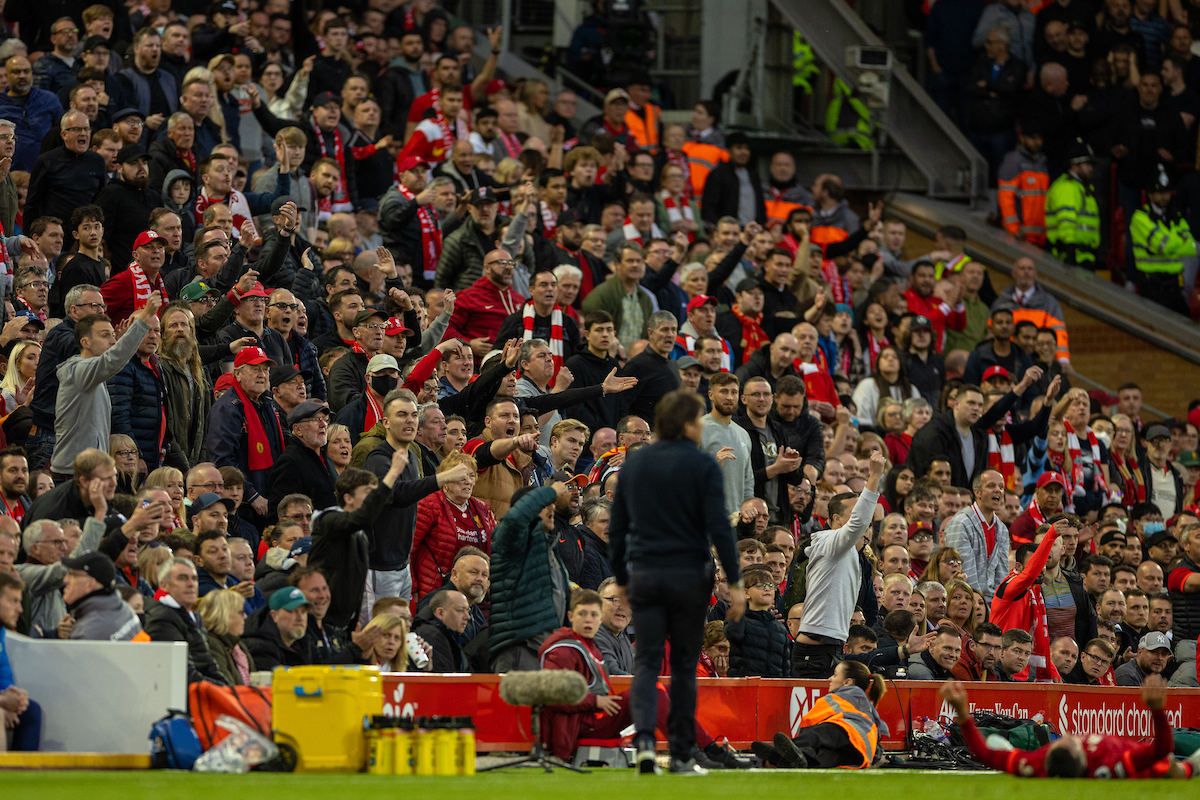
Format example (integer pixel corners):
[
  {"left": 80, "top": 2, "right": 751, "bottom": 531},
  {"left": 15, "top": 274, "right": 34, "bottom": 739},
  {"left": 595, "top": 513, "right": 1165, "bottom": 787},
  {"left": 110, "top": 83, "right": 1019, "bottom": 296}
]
[{"left": 370, "top": 374, "right": 398, "bottom": 395}]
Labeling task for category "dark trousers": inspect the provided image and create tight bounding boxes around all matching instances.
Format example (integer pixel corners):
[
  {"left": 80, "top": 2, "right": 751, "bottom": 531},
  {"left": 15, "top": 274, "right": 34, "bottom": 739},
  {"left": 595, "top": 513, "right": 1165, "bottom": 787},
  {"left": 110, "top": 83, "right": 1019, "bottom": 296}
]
[
  {"left": 791, "top": 641, "right": 842, "bottom": 679},
  {"left": 8, "top": 699, "right": 42, "bottom": 751},
  {"left": 627, "top": 566, "right": 711, "bottom": 760},
  {"left": 789, "top": 722, "right": 858, "bottom": 769}
]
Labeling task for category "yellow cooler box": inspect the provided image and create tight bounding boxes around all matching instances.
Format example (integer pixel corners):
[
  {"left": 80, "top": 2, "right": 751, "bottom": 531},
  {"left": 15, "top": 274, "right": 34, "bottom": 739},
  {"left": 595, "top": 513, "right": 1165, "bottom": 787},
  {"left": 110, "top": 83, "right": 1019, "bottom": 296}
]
[{"left": 272, "top": 665, "right": 384, "bottom": 773}]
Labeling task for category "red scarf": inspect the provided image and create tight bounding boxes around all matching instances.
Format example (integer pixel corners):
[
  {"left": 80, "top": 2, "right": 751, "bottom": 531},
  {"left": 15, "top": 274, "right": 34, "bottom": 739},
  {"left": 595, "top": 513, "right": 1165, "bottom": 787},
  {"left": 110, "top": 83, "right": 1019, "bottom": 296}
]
[
  {"left": 988, "top": 428, "right": 1016, "bottom": 491},
  {"left": 1065, "top": 421, "right": 1107, "bottom": 509},
  {"left": 0, "top": 493, "right": 23, "bottom": 524},
  {"left": 128, "top": 263, "right": 167, "bottom": 310},
  {"left": 364, "top": 390, "right": 383, "bottom": 435},
  {"left": 540, "top": 201, "right": 562, "bottom": 238},
  {"left": 177, "top": 148, "right": 195, "bottom": 174},
  {"left": 1111, "top": 452, "right": 1147, "bottom": 506},
  {"left": 665, "top": 150, "right": 692, "bottom": 200},
  {"left": 730, "top": 303, "right": 769, "bottom": 366},
  {"left": 1002, "top": 564, "right": 1053, "bottom": 681},
  {"left": 659, "top": 190, "right": 695, "bottom": 243},
  {"left": 865, "top": 331, "right": 889, "bottom": 372},
  {"left": 396, "top": 182, "right": 442, "bottom": 282},
  {"left": 231, "top": 381, "right": 282, "bottom": 471},
  {"left": 312, "top": 114, "right": 351, "bottom": 212},
  {"left": 1027, "top": 497, "right": 1046, "bottom": 527},
  {"left": 587, "top": 448, "right": 624, "bottom": 484},
  {"left": 621, "top": 217, "right": 663, "bottom": 247},
  {"left": 523, "top": 301, "right": 563, "bottom": 380},
  {"left": 498, "top": 131, "right": 522, "bottom": 159},
  {"left": 973, "top": 503, "right": 997, "bottom": 558},
  {"left": 675, "top": 332, "right": 731, "bottom": 372},
  {"left": 821, "top": 260, "right": 851, "bottom": 304}
]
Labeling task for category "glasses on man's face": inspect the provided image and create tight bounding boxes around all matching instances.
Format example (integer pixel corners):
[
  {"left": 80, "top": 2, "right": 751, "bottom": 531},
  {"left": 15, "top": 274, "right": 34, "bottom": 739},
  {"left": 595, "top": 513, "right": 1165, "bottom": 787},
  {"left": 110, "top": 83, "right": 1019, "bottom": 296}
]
[
  {"left": 63, "top": 126, "right": 90, "bottom": 135},
  {"left": 72, "top": 301, "right": 106, "bottom": 311},
  {"left": 55, "top": 27, "right": 80, "bottom": 35},
  {"left": 360, "top": 323, "right": 387, "bottom": 331},
  {"left": 40, "top": 538, "right": 69, "bottom": 549},
  {"left": 0, "top": 134, "right": 15, "bottom": 142},
  {"left": 270, "top": 302, "right": 299, "bottom": 310},
  {"left": 485, "top": 259, "right": 517, "bottom": 268},
  {"left": 193, "top": 481, "right": 225, "bottom": 490},
  {"left": 1082, "top": 651, "right": 1111, "bottom": 667},
  {"left": 20, "top": 281, "right": 48, "bottom": 290},
  {"left": 284, "top": 512, "right": 313, "bottom": 521}
]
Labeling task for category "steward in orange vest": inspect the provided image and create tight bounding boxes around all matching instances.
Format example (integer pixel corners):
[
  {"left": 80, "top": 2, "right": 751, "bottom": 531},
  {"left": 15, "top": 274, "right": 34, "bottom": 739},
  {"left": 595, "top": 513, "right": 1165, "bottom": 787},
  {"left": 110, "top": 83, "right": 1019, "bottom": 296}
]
[
  {"left": 997, "top": 129, "right": 1049, "bottom": 246},
  {"left": 680, "top": 140, "right": 727, "bottom": 201},
  {"left": 753, "top": 660, "right": 888, "bottom": 769},
  {"left": 624, "top": 74, "right": 661, "bottom": 148}
]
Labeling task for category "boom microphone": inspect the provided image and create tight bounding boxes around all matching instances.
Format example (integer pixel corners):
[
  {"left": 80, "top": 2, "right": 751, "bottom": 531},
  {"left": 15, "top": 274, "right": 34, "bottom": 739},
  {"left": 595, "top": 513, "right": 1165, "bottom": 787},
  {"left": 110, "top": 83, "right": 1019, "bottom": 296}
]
[{"left": 499, "top": 670, "right": 588, "bottom": 707}]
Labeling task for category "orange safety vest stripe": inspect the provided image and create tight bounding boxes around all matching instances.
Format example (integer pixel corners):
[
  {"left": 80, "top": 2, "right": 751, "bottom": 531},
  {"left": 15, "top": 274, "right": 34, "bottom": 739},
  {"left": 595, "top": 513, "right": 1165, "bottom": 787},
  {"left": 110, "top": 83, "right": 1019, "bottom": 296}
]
[
  {"left": 999, "top": 171, "right": 1049, "bottom": 244},
  {"left": 810, "top": 226, "right": 849, "bottom": 250},
  {"left": 798, "top": 693, "right": 877, "bottom": 768},
  {"left": 625, "top": 104, "right": 661, "bottom": 148},
  {"left": 765, "top": 199, "right": 808, "bottom": 228},
  {"left": 1009, "top": 307, "right": 1070, "bottom": 361},
  {"left": 681, "top": 141, "right": 728, "bottom": 200}
]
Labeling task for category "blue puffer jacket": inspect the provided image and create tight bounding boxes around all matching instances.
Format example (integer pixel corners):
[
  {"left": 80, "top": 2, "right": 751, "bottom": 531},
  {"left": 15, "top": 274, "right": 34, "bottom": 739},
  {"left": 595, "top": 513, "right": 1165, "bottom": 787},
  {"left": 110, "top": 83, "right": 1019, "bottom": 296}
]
[
  {"left": 106, "top": 354, "right": 168, "bottom": 470},
  {"left": 0, "top": 88, "right": 63, "bottom": 172}
]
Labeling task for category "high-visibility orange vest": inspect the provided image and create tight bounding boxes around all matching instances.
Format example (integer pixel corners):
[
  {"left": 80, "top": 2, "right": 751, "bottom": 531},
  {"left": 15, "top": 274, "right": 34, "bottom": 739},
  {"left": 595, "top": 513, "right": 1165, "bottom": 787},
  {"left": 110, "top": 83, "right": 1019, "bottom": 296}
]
[
  {"left": 680, "top": 141, "right": 728, "bottom": 201},
  {"left": 997, "top": 151, "right": 1049, "bottom": 246},
  {"left": 765, "top": 199, "right": 810, "bottom": 229},
  {"left": 625, "top": 103, "right": 661, "bottom": 148},
  {"left": 1008, "top": 307, "right": 1070, "bottom": 362},
  {"left": 798, "top": 692, "right": 880, "bottom": 768},
  {"left": 810, "top": 225, "right": 850, "bottom": 252}
]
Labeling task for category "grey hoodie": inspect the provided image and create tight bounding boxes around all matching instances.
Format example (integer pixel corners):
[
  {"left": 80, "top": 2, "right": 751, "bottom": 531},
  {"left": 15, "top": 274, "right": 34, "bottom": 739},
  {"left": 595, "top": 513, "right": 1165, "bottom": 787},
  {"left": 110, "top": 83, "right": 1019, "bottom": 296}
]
[
  {"left": 796, "top": 489, "right": 879, "bottom": 642},
  {"left": 69, "top": 590, "right": 143, "bottom": 641},
  {"left": 813, "top": 199, "right": 860, "bottom": 234}
]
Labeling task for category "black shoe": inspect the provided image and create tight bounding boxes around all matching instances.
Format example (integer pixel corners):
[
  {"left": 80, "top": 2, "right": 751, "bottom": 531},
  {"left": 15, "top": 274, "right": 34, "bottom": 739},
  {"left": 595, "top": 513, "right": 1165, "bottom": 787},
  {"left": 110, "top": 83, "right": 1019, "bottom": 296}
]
[
  {"left": 704, "top": 741, "right": 753, "bottom": 769},
  {"left": 750, "top": 740, "right": 780, "bottom": 766},
  {"left": 773, "top": 732, "right": 808, "bottom": 769},
  {"left": 689, "top": 746, "right": 723, "bottom": 770},
  {"left": 636, "top": 738, "right": 660, "bottom": 775},
  {"left": 667, "top": 757, "right": 709, "bottom": 775}
]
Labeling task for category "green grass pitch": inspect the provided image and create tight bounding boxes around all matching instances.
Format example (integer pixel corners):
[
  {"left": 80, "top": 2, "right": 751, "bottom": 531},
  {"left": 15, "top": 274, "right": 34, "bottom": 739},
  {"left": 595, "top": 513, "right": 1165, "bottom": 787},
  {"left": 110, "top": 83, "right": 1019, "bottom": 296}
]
[{"left": 5, "top": 768, "right": 1200, "bottom": 799}]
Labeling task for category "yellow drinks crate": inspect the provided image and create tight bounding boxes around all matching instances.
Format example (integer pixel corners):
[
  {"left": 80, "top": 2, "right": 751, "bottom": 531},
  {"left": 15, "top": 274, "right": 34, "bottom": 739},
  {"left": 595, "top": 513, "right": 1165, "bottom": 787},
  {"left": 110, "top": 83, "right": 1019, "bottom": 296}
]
[{"left": 272, "top": 665, "right": 384, "bottom": 773}]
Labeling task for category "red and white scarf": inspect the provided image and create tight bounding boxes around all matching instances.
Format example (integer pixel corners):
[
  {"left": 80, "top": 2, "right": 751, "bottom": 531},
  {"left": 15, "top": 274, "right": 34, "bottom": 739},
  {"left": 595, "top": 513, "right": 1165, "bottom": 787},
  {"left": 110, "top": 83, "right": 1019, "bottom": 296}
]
[
  {"left": 363, "top": 389, "right": 384, "bottom": 435},
  {"left": 988, "top": 427, "right": 1016, "bottom": 491},
  {"left": 523, "top": 301, "right": 563, "bottom": 380},
  {"left": 659, "top": 190, "right": 695, "bottom": 243},
  {"left": 621, "top": 217, "right": 663, "bottom": 247},
  {"left": 675, "top": 332, "right": 731, "bottom": 372},
  {"left": 312, "top": 114, "right": 352, "bottom": 213},
  {"left": 1065, "top": 421, "right": 1107, "bottom": 504},
  {"left": 540, "top": 201, "right": 562, "bottom": 238},
  {"left": 1005, "top": 566, "right": 1052, "bottom": 679},
  {"left": 730, "top": 303, "right": 769, "bottom": 367},
  {"left": 865, "top": 330, "right": 889, "bottom": 372},
  {"left": 821, "top": 259, "right": 851, "bottom": 304},
  {"left": 396, "top": 182, "right": 443, "bottom": 282},
  {"left": 128, "top": 262, "right": 167, "bottom": 310},
  {"left": 194, "top": 187, "right": 258, "bottom": 237},
  {"left": 1027, "top": 497, "right": 1046, "bottom": 527}
]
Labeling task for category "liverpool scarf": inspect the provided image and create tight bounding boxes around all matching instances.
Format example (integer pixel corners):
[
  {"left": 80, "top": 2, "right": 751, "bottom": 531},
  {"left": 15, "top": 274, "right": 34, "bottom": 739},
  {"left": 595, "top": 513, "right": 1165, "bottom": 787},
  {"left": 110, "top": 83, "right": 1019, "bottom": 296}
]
[
  {"left": 194, "top": 187, "right": 259, "bottom": 237},
  {"left": 128, "top": 262, "right": 167, "bottom": 310},
  {"left": 312, "top": 116, "right": 352, "bottom": 212},
  {"left": 522, "top": 301, "right": 563, "bottom": 379},
  {"left": 1065, "top": 421, "right": 1107, "bottom": 505},
  {"left": 396, "top": 182, "right": 443, "bottom": 282},
  {"left": 659, "top": 190, "right": 695, "bottom": 243},
  {"left": 730, "top": 303, "right": 769, "bottom": 366},
  {"left": 988, "top": 427, "right": 1016, "bottom": 491},
  {"left": 231, "top": 380, "right": 282, "bottom": 471},
  {"left": 621, "top": 218, "right": 663, "bottom": 247},
  {"left": 540, "top": 200, "right": 562, "bottom": 238}
]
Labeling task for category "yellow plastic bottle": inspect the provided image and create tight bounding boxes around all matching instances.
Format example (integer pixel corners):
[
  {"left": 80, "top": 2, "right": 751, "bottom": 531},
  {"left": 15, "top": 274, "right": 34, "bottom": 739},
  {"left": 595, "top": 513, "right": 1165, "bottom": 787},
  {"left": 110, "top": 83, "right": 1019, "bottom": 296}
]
[
  {"left": 456, "top": 716, "right": 476, "bottom": 776},
  {"left": 413, "top": 718, "right": 435, "bottom": 776},
  {"left": 393, "top": 718, "right": 413, "bottom": 775},
  {"left": 366, "top": 717, "right": 390, "bottom": 774},
  {"left": 433, "top": 719, "right": 457, "bottom": 776}
]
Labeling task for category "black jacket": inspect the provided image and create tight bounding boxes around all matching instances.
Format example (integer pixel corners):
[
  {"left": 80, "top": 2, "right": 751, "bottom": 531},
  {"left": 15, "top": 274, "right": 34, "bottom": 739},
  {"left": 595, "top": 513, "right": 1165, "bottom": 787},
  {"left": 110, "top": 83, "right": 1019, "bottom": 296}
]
[
  {"left": 241, "top": 610, "right": 314, "bottom": 670},
  {"left": 770, "top": 407, "right": 826, "bottom": 485},
  {"left": 267, "top": 442, "right": 338, "bottom": 515},
  {"left": 1140, "top": 459, "right": 1185, "bottom": 517},
  {"left": 303, "top": 616, "right": 365, "bottom": 665},
  {"left": 328, "top": 350, "right": 369, "bottom": 414},
  {"left": 148, "top": 137, "right": 198, "bottom": 191},
  {"left": 725, "top": 608, "right": 791, "bottom": 677},
  {"left": 49, "top": 254, "right": 107, "bottom": 319},
  {"left": 93, "top": 176, "right": 163, "bottom": 270},
  {"left": 577, "top": 526, "right": 612, "bottom": 590},
  {"left": 553, "top": 510, "right": 585, "bottom": 583},
  {"left": 700, "top": 161, "right": 766, "bottom": 227},
  {"left": 907, "top": 409, "right": 987, "bottom": 488},
  {"left": 308, "top": 483, "right": 391, "bottom": 630},
  {"left": 615, "top": 348, "right": 680, "bottom": 427},
  {"left": 144, "top": 597, "right": 229, "bottom": 684},
  {"left": 412, "top": 616, "right": 468, "bottom": 672},
  {"left": 734, "top": 343, "right": 801, "bottom": 392},
  {"left": 374, "top": 63, "right": 429, "bottom": 128},
  {"left": 363, "top": 441, "right": 440, "bottom": 571},
  {"left": 562, "top": 349, "right": 621, "bottom": 434},
  {"left": 25, "top": 147, "right": 108, "bottom": 230},
  {"left": 734, "top": 412, "right": 803, "bottom": 516},
  {"left": 903, "top": 349, "right": 945, "bottom": 408},
  {"left": 25, "top": 478, "right": 94, "bottom": 529},
  {"left": 967, "top": 55, "right": 1027, "bottom": 134}
]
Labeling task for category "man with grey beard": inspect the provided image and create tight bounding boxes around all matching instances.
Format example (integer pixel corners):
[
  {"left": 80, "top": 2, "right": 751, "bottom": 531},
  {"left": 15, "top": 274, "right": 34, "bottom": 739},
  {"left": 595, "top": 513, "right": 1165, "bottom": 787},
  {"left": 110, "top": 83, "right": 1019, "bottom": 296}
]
[
  {"left": 159, "top": 302, "right": 212, "bottom": 469},
  {"left": 414, "top": 548, "right": 489, "bottom": 643}
]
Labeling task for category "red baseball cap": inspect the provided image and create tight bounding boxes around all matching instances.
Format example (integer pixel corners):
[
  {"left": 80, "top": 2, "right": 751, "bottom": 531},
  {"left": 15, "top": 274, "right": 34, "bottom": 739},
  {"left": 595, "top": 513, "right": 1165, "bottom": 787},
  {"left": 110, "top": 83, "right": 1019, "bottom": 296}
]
[
  {"left": 395, "top": 155, "right": 427, "bottom": 174},
  {"left": 1189, "top": 407, "right": 1200, "bottom": 430},
  {"left": 233, "top": 346, "right": 276, "bottom": 368},
  {"left": 686, "top": 294, "right": 717, "bottom": 314},
  {"left": 384, "top": 317, "right": 412, "bottom": 336},
  {"left": 214, "top": 373, "right": 237, "bottom": 392},
  {"left": 1037, "top": 471, "right": 1066, "bottom": 489},
  {"left": 133, "top": 230, "right": 162, "bottom": 249},
  {"left": 241, "top": 282, "right": 270, "bottom": 299},
  {"left": 486, "top": 78, "right": 511, "bottom": 95},
  {"left": 982, "top": 365, "right": 1010, "bottom": 382}
]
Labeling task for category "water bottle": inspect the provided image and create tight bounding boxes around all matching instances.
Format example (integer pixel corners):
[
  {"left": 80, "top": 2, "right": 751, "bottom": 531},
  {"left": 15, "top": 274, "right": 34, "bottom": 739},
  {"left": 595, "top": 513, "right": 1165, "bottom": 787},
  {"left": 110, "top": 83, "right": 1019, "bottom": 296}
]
[
  {"left": 456, "top": 716, "right": 476, "bottom": 776},
  {"left": 922, "top": 716, "right": 947, "bottom": 743},
  {"left": 406, "top": 632, "right": 430, "bottom": 670}
]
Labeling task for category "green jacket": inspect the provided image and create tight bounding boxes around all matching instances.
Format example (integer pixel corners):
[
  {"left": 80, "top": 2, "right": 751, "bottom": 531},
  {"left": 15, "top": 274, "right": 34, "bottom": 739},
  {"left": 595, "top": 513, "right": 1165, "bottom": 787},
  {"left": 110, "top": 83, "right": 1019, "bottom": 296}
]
[
  {"left": 581, "top": 275, "right": 653, "bottom": 341},
  {"left": 943, "top": 293, "right": 989, "bottom": 353},
  {"left": 487, "top": 485, "right": 569, "bottom": 660},
  {"left": 1130, "top": 206, "right": 1196, "bottom": 276},
  {"left": 1045, "top": 172, "right": 1099, "bottom": 266}
]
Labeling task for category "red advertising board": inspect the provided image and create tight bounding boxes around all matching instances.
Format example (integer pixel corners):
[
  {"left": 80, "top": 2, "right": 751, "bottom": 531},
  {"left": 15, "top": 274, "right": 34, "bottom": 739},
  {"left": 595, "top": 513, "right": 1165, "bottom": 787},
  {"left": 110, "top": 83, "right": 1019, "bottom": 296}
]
[{"left": 380, "top": 674, "right": 1200, "bottom": 751}]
